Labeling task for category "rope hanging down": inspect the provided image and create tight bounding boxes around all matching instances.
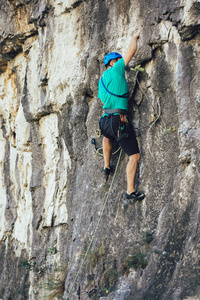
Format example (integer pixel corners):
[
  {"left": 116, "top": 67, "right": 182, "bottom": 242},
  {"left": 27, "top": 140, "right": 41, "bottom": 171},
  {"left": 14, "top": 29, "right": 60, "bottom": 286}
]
[
  {"left": 91, "top": 138, "right": 121, "bottom": 156},
  {"left": 66, "top": 148, "right": 123, "bottom": 300}
]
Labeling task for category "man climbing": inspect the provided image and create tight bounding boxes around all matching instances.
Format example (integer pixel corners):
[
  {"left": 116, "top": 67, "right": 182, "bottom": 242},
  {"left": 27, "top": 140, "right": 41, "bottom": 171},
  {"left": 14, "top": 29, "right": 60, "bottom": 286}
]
[{"left": 98, "top": 28, "right": 145, "bottom": 201}]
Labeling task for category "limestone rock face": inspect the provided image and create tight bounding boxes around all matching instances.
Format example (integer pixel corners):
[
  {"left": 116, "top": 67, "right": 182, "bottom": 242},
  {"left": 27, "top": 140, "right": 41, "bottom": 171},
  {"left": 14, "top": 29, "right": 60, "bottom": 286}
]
[{"left": 0, "top": 0, "right": 199, "bottom": 299}]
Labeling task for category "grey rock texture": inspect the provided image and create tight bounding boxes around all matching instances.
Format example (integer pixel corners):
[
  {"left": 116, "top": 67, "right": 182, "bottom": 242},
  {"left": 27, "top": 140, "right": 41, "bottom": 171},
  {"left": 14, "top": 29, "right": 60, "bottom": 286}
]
[{"left": 0, "top": 0, "right": 199, "bottom": 299}]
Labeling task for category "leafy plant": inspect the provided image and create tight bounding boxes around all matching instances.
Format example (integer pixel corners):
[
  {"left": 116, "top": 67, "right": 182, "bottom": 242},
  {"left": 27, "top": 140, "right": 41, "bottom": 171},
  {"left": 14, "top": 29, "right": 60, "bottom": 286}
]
[
  {"left": 39, "top": 262, "right": 68, "bottom": 300},
  {"left": 130, "top": 65, "right": 145, "bottom": 72},
  {"left": 162, "top": 126, "right": 176, "bottom": 136},
  {"left": 122, "top": 251, "right": 148, "bottom": 275},
  {"left": 42, "top": 277, "right": 65, "bottom": 300},
  {"left": 104, "top": 268, "right": 118, "bottom": 288},
  {"left": 48, "top": 246, "right": 57, "bottom": 255},
  {"left": 20, "top": 260, "right": 48, "bottom": 279},
  {"left": 100, "top": 267, "right": 118, "bottom": 296},
  {"left": 141, "top": 231, "right": 154, "bottom": 245},
  {"left": 20, "top": 260, "right": 37, "bottom": 271}
]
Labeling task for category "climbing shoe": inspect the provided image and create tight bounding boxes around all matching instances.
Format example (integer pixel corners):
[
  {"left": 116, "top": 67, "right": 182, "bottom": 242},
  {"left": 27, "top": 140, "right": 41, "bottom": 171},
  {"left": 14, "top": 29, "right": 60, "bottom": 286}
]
[
  {"left": 125, "top": 191, "right": 145, "bottom": 201},
  {"left": 102, "top": 166, "right": 113, "bottom": 181}
]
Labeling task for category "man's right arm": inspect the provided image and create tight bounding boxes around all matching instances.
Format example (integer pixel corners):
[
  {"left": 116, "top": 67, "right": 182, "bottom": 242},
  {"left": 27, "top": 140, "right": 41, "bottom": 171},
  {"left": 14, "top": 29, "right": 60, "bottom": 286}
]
[{"left": 124, "top": 28, "right": 142, "bottom": 66}]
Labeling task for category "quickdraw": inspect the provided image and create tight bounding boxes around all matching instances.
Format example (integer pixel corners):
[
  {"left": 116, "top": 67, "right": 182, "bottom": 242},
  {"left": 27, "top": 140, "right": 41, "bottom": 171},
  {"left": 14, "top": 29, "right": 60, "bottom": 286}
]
[
  {"left": 117, "top": 113, "right": 130, "bottom": 141},
  {"left": 91, "top": 138, "right": 120, "bottom": 156},
  {"left": 91, "top": 138, "right": 103, "bottom": 156}
]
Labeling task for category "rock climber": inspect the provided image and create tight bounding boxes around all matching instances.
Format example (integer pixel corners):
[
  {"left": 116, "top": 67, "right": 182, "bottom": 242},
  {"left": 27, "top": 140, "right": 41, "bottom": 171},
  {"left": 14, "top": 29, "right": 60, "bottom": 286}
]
[{"left": 98, "top": 28, "right": 145, "bottom": 201}]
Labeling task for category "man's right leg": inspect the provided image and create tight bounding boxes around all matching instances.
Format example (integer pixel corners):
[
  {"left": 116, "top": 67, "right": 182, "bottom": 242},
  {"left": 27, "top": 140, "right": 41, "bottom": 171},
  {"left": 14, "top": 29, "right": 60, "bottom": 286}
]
[
  {"left": 118, "top": 126, "right": 145, "bottom": 201},
  {"left": 103, "top": 136, "right": 113, "bottom": 169},
  {"left": 126, "top": 153, "right": 145, "bottom": 201},
  {"left": 126, "top": 153, "right": 141, "bottom": 194}
]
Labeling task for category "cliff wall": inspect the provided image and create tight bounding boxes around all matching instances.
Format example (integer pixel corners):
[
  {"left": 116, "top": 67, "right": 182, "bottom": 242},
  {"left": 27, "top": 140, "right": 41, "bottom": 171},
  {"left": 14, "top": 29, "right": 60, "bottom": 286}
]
[{"left": 0, "top": 0, "right": 199, "bottom": 299}]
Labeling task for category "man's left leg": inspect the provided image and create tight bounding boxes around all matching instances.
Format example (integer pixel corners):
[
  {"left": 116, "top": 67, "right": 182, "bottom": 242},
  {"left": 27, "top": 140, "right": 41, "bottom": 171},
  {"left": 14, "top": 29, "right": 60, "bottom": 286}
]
[{"left": 102, "top": 137, "right": 113, "bottom": 180}]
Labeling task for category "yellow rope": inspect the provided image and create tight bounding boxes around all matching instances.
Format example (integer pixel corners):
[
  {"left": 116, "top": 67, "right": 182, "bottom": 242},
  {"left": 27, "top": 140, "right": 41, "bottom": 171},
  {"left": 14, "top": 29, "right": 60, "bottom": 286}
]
[
  {"left": 66, "top": 148, "right": 123, "bottom": 299},
  {"left": 94, "top": 145, "right": 121, "bottom": 156}
]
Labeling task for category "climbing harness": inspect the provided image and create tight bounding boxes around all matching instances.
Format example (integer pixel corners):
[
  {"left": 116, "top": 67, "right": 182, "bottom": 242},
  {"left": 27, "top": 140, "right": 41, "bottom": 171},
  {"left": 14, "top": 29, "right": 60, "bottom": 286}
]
[
  {"left": 66, "top": 148, "right": 123, "bottom": 300},
  {"left": 103, "top": 109, "right": 131, "bottom": 142},
  {"left": 104, "top": 108, "right": 128, "bottom": 115},
  {"left": 101, "top": 77, "right": 129, "bottom": 98},
  {"left": 92, "top": 109, "right": 131, "bottom": 155}
]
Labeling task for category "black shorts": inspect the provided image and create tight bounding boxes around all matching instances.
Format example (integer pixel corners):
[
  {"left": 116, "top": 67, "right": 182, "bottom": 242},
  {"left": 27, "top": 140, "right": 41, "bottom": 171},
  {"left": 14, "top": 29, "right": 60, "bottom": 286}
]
[{"left": 99, "top": 115, "right": 139, "bottom": 156}]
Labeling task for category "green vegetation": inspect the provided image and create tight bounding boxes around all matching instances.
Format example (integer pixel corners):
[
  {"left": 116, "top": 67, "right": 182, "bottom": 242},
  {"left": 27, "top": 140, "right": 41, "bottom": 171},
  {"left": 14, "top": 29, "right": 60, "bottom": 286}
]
[
  {"left": 41, "top": 276, "right": 65, "bottom": 300},
  {"left": 141, "top": 231, "right": 154, "bottom": 245},
  {"left": 21, "top": 259, "right": 68, "bottom": 299},
  {"left": 122, "top": 251, "right": 148, "bottom": 275},
  {"left": 130, "top": 65, "right": 145, "bottom": 72},
  {"left": 48, "top": 246, "right": 57, "bottom": 255},
  {"left": 87, "top": 243, "right": 106, "bottom": 268},
  {"left": 20, "top": 260, "right": 48, "bottom": 277},
  {"left": 20, "top": 260, "right": 37, "bottom": 271},
  {"left": 162, "top": 126, "right": 176, "bottom": 136},
  {"left": 38, "top": 262, "right": 68, "bottom": 300},
  {"left": 120, "top": 231, "right": 154, "bottom": 275},
  {"left": 100, "top": 267, "right": 118, "bottom": 296}
]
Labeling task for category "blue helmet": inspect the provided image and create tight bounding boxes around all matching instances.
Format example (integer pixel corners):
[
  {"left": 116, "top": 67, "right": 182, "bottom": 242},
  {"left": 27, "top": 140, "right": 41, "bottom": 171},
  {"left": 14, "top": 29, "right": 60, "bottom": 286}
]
[{"left": 104, "top": 52, "right": 122, "bottom": 66}]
